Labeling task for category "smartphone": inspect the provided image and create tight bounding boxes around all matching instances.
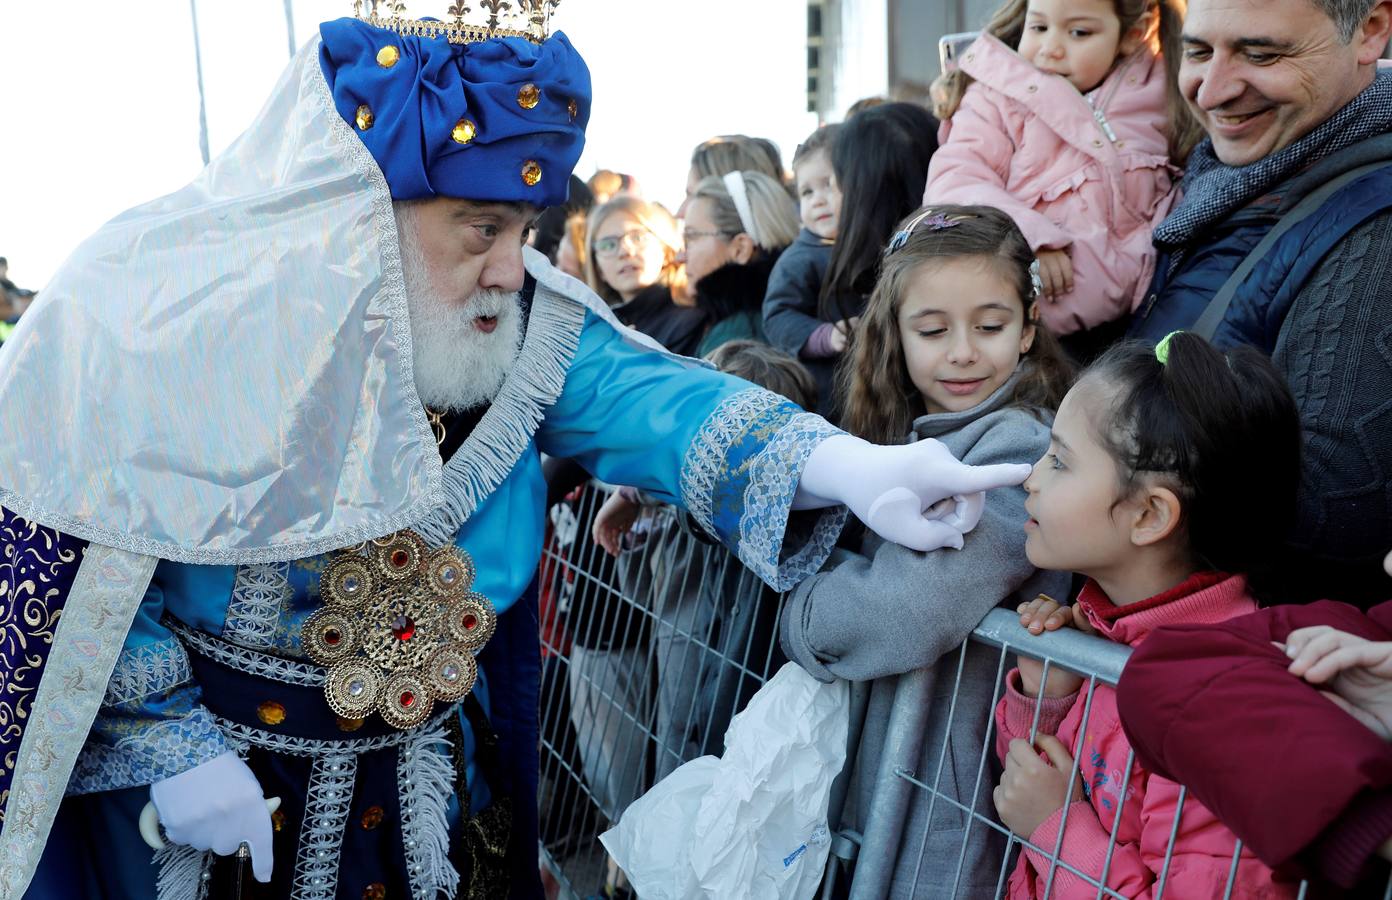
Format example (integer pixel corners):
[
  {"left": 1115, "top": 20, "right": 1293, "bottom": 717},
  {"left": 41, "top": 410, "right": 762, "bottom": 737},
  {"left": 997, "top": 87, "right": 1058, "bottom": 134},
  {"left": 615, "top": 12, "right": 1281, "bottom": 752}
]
[{"left": 939, "top": 31, "right": 979, "bottom": 74}]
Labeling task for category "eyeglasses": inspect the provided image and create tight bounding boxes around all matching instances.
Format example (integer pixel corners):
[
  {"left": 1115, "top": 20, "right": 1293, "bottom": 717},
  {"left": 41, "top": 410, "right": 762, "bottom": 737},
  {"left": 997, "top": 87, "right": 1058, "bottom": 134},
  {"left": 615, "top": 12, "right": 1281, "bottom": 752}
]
[{"left": 593, "top": 229, "right": 656, "bottom": 258}]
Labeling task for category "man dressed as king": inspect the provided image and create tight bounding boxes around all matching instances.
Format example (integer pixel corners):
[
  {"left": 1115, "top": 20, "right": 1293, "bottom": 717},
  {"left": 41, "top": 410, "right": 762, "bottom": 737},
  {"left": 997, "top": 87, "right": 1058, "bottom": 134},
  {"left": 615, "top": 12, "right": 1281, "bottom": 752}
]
[{"left": 0, "top": 5, "right": 1028, "bottom": 898}]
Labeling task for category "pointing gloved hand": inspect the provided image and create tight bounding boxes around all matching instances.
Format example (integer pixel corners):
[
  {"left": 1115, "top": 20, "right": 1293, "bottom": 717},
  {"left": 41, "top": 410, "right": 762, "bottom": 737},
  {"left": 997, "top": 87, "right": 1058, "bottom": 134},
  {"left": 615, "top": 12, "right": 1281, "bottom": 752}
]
[
  {"left": 146, "top": 751, "right": 277, "bottom": 882},
  {"left": 795, "top": 434, "right": 1032, "bottom": 551}
]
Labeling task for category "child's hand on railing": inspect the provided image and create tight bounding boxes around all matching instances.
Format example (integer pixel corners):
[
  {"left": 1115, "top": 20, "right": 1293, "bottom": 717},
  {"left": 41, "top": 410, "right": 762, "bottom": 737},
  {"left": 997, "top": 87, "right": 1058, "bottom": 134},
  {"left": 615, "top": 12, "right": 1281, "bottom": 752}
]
[
  {"left": 1017, "top": 593, "right": 1095, "bottom": 635},
  {"left": 593, "top": 488, "right": 642, "bottom": 557},
  {"left": 1283, "top": 626, "right": 1392, "bottom": 741},
  {"left": 994, "top": 735, "right": 1086, "bottom": 837}
]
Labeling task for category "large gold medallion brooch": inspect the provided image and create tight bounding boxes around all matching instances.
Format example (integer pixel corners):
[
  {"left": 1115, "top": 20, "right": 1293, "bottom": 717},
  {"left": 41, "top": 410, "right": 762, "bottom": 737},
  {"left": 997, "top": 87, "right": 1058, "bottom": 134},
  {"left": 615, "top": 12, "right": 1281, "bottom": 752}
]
[{"left": 301, "top": 530, "right": 496, "bottom": 729}]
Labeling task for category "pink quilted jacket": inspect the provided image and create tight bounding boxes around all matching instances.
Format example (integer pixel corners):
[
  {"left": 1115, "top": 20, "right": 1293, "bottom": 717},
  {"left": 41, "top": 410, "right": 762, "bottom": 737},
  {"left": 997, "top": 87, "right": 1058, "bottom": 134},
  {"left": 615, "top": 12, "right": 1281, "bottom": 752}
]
[
  {"left": 994, "top": 574, "right": 1298, "bottom": 899},
  {"left": 924, "top": 34, "right": 1179, "bottom": 335}
]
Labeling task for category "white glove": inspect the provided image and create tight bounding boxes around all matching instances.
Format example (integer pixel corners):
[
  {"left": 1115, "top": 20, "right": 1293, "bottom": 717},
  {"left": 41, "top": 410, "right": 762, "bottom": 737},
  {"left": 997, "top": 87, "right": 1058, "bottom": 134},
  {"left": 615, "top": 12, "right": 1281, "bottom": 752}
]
[
  {"left": 795, "top": 435, "right": 1032, "bottom": 551},
  {"left": 149, "top": 751, "right": 275, "bottom": 882}
]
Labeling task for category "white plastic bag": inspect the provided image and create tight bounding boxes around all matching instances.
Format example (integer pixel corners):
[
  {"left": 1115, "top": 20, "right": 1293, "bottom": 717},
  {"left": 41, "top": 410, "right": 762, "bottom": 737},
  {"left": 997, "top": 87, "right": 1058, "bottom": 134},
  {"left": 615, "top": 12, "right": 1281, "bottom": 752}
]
[{"left": 601, "top": 663, "right": 848, "bottom": 900}]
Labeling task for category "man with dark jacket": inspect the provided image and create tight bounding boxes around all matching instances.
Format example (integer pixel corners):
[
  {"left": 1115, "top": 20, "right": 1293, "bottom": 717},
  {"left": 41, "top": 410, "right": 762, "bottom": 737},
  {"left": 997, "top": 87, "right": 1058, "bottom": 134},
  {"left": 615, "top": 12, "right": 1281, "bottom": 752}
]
[{"left": 1129, "top": 0, "right": 1392, "bottom": 606}]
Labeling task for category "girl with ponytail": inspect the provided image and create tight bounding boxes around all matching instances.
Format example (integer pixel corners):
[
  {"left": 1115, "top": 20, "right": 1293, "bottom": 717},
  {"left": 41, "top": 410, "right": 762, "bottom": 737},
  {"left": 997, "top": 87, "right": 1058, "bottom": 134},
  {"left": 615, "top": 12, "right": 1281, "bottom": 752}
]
[{"left": 996, "top": 332, "right": 1300, "bottom": 898}]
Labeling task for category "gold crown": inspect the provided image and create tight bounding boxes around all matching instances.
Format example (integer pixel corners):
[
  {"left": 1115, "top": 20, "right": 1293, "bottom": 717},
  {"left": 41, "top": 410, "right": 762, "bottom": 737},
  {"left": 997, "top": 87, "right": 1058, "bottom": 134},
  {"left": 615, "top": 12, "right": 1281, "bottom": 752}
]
[{"left": 352, "top": 0, "right": 563, "bottom": 45}]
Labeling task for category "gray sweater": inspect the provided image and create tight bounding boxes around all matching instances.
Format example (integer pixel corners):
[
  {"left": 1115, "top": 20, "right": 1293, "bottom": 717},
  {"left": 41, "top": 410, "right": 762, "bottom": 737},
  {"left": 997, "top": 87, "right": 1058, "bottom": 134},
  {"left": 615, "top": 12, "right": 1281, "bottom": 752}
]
[{"left": 781, "top": 378, "right": 1070, "bottom": 898}]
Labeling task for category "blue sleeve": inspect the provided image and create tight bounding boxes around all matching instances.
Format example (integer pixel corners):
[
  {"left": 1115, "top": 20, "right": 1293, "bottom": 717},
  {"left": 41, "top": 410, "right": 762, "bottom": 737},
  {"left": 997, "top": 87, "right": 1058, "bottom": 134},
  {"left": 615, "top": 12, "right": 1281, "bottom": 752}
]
[
  {"left": 68, "top": 562, "right": 230, "bottom": 794},
  {"left": 537, "top": 311, "right": 847, "bottom": 590}
]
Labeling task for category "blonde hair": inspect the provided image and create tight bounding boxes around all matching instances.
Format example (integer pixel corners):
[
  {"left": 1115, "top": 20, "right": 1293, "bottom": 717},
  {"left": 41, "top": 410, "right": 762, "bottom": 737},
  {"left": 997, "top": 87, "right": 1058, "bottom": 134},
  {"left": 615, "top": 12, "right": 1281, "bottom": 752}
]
[
  {"left": 583, "top": 196, "right": 687, "bottom": 305},
  {"left": 689, "top": 171, "right": 801, "bottom": 254},
  {"left": 933, "top": 0, "right": 1201, "bottom": 162},
  {"left": 690, "top": 135, "right": 786, "bottom": 185}
]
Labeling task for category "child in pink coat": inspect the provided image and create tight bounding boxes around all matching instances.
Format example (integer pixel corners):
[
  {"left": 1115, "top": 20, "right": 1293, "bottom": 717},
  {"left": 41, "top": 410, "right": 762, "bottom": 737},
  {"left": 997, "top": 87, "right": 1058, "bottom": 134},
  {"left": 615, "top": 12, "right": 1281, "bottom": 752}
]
[
  {"left": 993, "top": 332, "right": 1299, "bottom": 898},
  {"left": 925, "top": 0, "right": 1201, "bottom": 345}
]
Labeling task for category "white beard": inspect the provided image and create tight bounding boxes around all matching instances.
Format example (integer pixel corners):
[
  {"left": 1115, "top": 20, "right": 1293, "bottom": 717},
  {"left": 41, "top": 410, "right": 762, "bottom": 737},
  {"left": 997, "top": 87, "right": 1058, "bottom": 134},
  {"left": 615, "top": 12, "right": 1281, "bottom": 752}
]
[{"left": 396, "top": 206, "right": 524, "bottom": 413}]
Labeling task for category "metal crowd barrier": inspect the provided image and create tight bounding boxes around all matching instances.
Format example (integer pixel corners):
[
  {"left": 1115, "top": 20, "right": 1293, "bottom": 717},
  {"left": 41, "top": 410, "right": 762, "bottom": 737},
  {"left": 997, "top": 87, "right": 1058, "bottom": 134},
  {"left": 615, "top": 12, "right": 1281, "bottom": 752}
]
[{"left": 536, "top": 487, "right": 1389, "bottom": 899}]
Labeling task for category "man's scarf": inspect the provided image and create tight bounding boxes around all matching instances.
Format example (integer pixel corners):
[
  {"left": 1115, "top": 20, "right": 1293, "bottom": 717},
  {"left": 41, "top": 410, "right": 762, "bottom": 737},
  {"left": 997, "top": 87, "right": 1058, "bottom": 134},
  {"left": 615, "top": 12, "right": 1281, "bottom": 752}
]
[{"left": 1155, "top": 68, "right": 1392, "bottom": 248}]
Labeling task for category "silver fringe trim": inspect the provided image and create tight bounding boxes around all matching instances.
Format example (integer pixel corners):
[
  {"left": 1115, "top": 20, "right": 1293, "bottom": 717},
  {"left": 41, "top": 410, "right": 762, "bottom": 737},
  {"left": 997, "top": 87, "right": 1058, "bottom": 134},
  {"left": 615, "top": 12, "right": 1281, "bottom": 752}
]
[
  {"left": 153, "top": 842, "right": 213, "bottom": 900},
  {"left": 412, "top": 283, "right": 584, "bottom": 548},
  {"left": 224, "top": 561, "right": 291, "bottom": 648},
  {"left": 291, "top": 751, "right": 358, "bottom": 900},
  {"left": 399, "top": 724, "right": 461, "bottom": 899},
  {"left": 171, "top": 621, "right": 326, "bottom": 687}
]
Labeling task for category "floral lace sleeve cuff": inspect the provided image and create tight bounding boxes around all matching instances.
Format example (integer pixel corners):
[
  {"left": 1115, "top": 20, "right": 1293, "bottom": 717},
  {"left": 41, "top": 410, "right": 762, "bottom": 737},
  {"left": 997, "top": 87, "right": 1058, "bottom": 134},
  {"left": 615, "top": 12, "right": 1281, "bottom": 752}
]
[
  {"left": 101, "top": 637, "right": 194, "bottom": 708},
  {"left": 679, "top": 388, "right": 847, "bottom": 591},
  {"left": 68, "top": 704, "right": 229, "bottom": 794}
]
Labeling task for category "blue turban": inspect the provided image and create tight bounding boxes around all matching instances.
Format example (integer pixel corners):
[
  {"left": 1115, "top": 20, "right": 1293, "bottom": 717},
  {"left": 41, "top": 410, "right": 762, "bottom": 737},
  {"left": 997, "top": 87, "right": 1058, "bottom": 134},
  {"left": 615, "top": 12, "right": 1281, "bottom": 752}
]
[{"left": 319, "top": 16, "right": 591, "bottom": 207}]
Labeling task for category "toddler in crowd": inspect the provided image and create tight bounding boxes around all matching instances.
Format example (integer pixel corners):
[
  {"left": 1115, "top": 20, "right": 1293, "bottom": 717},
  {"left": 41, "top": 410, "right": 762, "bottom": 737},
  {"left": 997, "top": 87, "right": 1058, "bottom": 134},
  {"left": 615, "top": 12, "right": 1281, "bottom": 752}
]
[
  {"left": 995, "top": 332, "right": 1299, "bottom": 897},
  {"left": 762, "top": 125, "right": 843, "bottom": 415},
  {"left": 925, "top": 0, "right": 1200, "bottom": 356},
  {"left": 768, "top": 103, "right": 939, "bottom": 417},
  {"left": 781, "top": 206, "right": 1073, "bottom": 895}
]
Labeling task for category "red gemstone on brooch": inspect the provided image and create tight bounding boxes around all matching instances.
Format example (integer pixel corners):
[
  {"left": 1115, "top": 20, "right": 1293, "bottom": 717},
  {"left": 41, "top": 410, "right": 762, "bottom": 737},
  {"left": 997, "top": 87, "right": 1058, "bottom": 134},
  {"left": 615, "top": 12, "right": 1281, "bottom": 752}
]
[
  {"left": 391, "top": 614, "right": 416, "bottom": 641},
  {"left": 390, "top": 549, "right": 410, "bottom": 569},
  {"left": 324, "top": 627, "right": 342, "bottom": 646},
  {"left": 400, "top": 690, "right": 415, "bottom": 708},
  {"left": 462, "top": 613, "right": 478, "bottom": 631}
]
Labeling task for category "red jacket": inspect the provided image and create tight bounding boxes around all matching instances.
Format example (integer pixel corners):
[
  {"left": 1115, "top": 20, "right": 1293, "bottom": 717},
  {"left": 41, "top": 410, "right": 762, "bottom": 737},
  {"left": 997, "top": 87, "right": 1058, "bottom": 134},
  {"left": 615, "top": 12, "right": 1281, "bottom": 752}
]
[
  {"left": 996, "top": 573, "right": 1295, "bottom": 898},
  {"left": 1118, "top": 598, "right": 1392, "bottom": 889}
]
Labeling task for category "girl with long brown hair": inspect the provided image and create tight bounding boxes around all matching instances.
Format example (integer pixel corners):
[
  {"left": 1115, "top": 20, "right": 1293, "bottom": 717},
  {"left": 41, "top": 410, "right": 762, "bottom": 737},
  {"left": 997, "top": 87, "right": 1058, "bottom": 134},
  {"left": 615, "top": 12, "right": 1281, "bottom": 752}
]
[{"left": 782, "top": 206, "right": 1074, "bottom": 894}]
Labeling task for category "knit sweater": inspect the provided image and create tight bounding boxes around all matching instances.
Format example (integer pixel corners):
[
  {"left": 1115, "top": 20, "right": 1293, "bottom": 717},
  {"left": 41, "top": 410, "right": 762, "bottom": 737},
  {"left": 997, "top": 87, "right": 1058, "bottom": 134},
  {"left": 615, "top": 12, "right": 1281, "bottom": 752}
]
[{"left": 1133, "top": 69, "right": 1392, "bottom": 607}]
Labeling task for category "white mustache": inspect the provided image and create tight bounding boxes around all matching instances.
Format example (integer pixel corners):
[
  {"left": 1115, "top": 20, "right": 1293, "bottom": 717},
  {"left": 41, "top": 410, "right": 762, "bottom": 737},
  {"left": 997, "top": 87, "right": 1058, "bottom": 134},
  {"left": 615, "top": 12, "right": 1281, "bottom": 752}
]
[{"left": 461, "top": 289, "right": 514, "bottom": 320}]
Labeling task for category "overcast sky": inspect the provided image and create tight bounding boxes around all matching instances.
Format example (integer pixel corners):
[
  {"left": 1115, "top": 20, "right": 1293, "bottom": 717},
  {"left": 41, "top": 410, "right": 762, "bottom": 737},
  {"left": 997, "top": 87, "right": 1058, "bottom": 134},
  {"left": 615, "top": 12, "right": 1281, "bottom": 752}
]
[{"left": 1, "top": 0, "right": 817, "bottom": 288}]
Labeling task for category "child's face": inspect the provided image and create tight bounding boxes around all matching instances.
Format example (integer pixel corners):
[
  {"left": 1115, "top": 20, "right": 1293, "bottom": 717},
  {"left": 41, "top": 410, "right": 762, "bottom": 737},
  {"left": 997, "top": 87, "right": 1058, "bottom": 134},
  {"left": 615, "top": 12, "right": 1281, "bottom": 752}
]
[
  {"left": 1023, "top": 379, "right": 1137, "bottom": 576},
  {"left": 1017, "top": 0, "right": 1132, "bottom": 93},
  {"left": 795, "top": 150, "right": 841, "bottom": 240},
  {"left": 896, "top": 257, "right": 1035, "bottom": 415}
]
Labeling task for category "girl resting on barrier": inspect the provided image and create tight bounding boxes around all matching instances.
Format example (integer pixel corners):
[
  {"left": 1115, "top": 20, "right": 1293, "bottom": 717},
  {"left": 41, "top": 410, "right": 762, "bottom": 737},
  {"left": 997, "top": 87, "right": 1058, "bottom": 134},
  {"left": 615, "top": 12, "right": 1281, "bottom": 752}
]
[
  {"left": 996, "top": 331, "right": 1299, "bottom": 897},
  {"left": 780, "top": 205, "right": 1073, "bottom": 897}
]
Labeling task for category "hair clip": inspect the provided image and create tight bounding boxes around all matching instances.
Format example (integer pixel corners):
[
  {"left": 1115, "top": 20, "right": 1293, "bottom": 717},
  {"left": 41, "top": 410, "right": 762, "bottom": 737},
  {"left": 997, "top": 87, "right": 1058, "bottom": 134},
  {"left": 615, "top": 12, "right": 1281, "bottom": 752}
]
[
  {"left": 1029, "top": 258, "right": 1044, "bottom": 298},
  {"left": 886, "top": 210, "right": 966, "bottom": 255},
  {"left": 1155, "top": 330, "right": 1183, "bottom": 365}
]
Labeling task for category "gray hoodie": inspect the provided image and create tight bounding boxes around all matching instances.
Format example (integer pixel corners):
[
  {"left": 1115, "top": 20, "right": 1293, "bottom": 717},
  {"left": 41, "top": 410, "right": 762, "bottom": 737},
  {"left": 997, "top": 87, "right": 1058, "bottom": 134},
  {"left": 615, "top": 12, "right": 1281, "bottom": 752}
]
[{"left": 781, "top": 373, "right": 1070, "bottom": 898}]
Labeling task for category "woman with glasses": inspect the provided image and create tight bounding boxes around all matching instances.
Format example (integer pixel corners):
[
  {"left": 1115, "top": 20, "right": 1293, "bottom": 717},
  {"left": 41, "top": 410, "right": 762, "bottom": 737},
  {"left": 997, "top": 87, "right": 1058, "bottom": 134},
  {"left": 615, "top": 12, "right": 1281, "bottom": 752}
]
[
  {"left": 680, "top": 170, "right": 801, "bottom": 358},
  {"left": 585, "top": 196, "right": 708, "bottom": 357}
]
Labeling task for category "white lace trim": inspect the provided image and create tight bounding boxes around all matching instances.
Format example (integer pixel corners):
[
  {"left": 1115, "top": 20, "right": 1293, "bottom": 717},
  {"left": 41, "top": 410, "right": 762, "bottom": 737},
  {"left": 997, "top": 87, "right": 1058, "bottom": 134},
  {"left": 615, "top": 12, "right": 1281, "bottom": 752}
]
[
  {"left": 400, "top": 724, "right": 460, "bottom": 899},
  {"left": 677, "top": 388, "right": 786, "bottom": 533},
  {"left": 103, "top": 637, "right": 194, "bottom": 707},
  {"left": 69, "top": 707, "right": 229, "bottom": 793},
  {"left": 213, "top": 709, "right": 452, "bottom": 757},
  {"left": 172, "top": 621, "right": 325, "bottom": 687},
  {"left": 412, "top": 280, "right": 585, "bottom": 547},
  {"left": 291, "top": 751, "right": 357, "bottom": 900},
  {"left": 223, "top": 562, "right": 291, "bottom": 648},
  {"left": 739, "top": 412, "right": 847, "bottom": 590}
]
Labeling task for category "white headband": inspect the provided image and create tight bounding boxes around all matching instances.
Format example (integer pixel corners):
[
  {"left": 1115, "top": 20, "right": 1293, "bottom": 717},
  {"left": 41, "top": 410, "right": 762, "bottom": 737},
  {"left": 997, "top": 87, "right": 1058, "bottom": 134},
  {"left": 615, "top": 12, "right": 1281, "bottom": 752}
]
[{"left": 722, "top": 171, "right": 759, "bottom": 247}]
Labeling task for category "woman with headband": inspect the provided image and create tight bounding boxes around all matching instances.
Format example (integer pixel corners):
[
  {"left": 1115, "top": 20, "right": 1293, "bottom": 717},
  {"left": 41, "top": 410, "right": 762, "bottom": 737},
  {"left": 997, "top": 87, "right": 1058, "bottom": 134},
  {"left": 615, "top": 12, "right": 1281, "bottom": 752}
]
[{"left": 680, "top": 170, "right": 801, "bottom": 359}]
